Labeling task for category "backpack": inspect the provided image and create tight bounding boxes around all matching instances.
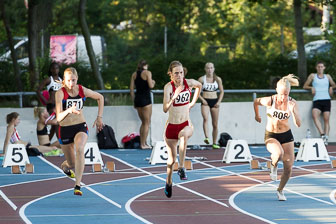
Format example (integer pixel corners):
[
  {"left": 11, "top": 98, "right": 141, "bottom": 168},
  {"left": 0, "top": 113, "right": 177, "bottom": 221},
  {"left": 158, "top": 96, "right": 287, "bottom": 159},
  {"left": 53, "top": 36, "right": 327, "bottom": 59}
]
[
  {"left": 218, "top": 132, "right": 232, "bottom": 147},
  {"left": 121, "top": 132, "right": 140, "bottom": 149},
  {"left": 97, "top": 125, "right": 118, "bottom": 149}
]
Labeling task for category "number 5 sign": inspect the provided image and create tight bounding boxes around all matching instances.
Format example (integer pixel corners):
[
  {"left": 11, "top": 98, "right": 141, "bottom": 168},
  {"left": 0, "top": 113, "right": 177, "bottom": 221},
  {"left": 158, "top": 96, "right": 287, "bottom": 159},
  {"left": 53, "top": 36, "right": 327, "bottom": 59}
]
[
  {"left": 222, "top": 140, "right": 252, "bottom": 164},
  {"left": 2, "top": 144, "right": 30, "bottom": 167}
]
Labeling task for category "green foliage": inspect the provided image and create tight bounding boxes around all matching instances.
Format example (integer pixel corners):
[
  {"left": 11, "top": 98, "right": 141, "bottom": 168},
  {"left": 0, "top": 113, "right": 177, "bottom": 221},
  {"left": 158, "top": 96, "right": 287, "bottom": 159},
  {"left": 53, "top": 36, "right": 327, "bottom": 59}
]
[{"left": 1, "top": 0, "right": 336, "bottom": 94}]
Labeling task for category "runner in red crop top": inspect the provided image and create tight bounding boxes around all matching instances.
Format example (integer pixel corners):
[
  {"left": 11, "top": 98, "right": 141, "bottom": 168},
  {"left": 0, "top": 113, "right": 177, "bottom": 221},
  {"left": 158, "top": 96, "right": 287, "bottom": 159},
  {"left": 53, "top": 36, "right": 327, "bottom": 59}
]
[
  {"left": 162, "top": 61, "right": 202, "bottom": 198},
  {"left": 55, "top": 67, "right": 104, "bottom": 196}
]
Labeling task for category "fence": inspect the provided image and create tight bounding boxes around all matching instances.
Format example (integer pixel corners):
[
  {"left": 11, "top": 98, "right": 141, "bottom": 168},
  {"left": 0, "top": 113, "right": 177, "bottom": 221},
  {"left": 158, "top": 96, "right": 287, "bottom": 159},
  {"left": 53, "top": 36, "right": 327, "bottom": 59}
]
[{"left": 0, "top": 89, "right": 312, "bottom": 108}]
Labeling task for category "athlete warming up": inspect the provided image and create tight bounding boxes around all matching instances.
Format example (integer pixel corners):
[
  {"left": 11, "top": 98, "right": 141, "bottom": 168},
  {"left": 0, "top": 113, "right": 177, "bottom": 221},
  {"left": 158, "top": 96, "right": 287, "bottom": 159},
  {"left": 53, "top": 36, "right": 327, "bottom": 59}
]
[
  {"left": 254, "top": 74, "right": 301, "bottom": 201},
  {"left": 55, "top": 67, "right": 104, "bottom": 196},
  {"left": 163, "top": 61, "right": 201, "bottom": 198}
]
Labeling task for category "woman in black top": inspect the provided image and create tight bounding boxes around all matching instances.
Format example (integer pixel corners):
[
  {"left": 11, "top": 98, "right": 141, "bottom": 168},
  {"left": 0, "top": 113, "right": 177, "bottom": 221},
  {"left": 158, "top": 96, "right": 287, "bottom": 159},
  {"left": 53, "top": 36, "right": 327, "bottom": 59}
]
[{"left": 130, "top": 60, "right": 156, "bottom": 149}]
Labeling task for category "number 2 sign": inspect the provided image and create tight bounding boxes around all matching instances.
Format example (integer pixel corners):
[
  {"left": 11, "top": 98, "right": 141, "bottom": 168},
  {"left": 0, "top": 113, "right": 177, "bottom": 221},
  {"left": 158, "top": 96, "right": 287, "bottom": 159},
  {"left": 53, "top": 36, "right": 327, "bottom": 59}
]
[{"left": 222, "top": 140, "right": 252, "bottom": 164}]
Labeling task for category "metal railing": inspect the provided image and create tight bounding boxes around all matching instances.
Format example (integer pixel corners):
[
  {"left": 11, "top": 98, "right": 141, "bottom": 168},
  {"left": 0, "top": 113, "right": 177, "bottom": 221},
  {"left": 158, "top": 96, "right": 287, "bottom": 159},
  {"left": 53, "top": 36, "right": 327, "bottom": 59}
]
[{"left": 0, "top": 89, "right": 312, "bottom": 108}]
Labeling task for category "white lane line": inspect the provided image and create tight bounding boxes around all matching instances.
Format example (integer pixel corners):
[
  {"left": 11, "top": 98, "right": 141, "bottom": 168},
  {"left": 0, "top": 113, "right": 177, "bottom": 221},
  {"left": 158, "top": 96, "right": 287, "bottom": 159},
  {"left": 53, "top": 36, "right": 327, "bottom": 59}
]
[
  {"left": 37, "top": 156, "right": 121, "bottom": 208},
  {"left": 330, "top": 189, "right": 336, "bottom": 204},
  {"left": 195, "top": 158, "right": 334, "bottom": 204},
  {"left": 252, "top": 154, "right": 336, "bottom": 178},
  {"left": 229, "top": 185, "right": 277, "bottom": 224},
  {"left": 101, "top": 152, "right": 229, "bottom": 224},
  {"left": 19, "top": 156, "right": 123, "bottom": 224},
  {"left": 250, "top": 155, "right": 335, "bottom": 205},
  {"left": 0, "top": 189, "right": 17, "bottom": 211},
  {"left": 85, "top": 186, "right": 121, "bottom": 208},
  {"left": 0, "top": 176, "right": 66, "bottom": 188},
  {"left": 197, "top": 154, "right": 335, "bottom": 224},
  {"left": 27, "top": 213, "right": 129, "bottom": 217}
]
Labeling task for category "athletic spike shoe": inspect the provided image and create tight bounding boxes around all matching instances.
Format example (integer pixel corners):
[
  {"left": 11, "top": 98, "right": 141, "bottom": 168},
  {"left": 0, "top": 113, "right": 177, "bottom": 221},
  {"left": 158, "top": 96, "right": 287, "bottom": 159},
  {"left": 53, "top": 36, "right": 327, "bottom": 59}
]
[
  {"left": 212, "top": 144, "right": 220, "bottom": 149},
  {"left": 74, "top": 185, "right": 82, "bottom": 196},
  {"left": 277, "top": 190, "right": 286, "bottom": 201},
  {"left": 177, "top": 167, "right": 188, "bottom": 180},
  {"left": 164, "top": 183, "right": 172, "bottom": 198},
  {"left": 323, "top": 135, "right": 328, "bottom": 146},
  {"left": 204, "top": 138, "right": 210, "bottom": 144},
  {"left": 270, "top": 163, "right": 277, "bottom": 181},
  {"left": 64, "top": 169, "right": 75, "bottom": 178}
]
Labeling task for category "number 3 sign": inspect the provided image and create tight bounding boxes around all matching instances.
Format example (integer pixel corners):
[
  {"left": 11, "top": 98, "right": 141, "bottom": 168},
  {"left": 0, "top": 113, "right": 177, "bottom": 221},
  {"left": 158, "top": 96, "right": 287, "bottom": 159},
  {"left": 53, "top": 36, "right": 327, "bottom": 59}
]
[
  {"left": 222, "top": 140, "right": 252, "bottom": 164},
  {"left": 2, "top": 144, "right": 30, "bottom": 167}
]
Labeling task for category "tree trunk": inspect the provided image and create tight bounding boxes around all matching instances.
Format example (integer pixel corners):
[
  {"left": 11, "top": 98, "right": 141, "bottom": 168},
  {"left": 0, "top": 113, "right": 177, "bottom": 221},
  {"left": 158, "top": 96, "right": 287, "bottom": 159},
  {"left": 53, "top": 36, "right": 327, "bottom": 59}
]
[
  {"left": 28, "top": 0, "right": 39, "bottom": 90},
  {"left": 78, "top": 0, "right": 104, "bottom": 89},
  {"left": 293, "top": 0, "right": 307, "bottom": 82},
  {"left": 0, "top": 0, "right": 23, "bottom": 91}
]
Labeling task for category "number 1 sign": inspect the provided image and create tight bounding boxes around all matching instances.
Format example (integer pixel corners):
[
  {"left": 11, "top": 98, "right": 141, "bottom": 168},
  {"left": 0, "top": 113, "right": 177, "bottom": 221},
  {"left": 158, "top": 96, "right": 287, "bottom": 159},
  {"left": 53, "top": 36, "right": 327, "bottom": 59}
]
[{"left": 296, "top": 138, "right": 330, "bottom": 162}]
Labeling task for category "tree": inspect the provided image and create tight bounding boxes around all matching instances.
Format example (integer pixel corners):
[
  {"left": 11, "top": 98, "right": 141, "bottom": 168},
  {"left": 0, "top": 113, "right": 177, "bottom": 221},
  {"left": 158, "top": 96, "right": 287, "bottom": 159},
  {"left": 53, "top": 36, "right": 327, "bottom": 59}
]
[
  {"left": 27, "top": 0, "right": 39, "bottom": 89},
  {"left": 294, "top": 0, "right": 307, "bottom": 82},
  {"left": 78, "top": 0, "right": 104, "bottom": 89},
  {"left": 0, "top": 0, "right": 23, "bottom": 91}
]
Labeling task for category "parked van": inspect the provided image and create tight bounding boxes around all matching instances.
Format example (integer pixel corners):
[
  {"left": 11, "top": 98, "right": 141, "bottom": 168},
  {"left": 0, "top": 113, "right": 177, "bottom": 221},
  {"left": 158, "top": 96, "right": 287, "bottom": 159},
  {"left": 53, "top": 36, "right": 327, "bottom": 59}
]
[{"left": 0, "top": 35, "right": 106, "bottom": 67}]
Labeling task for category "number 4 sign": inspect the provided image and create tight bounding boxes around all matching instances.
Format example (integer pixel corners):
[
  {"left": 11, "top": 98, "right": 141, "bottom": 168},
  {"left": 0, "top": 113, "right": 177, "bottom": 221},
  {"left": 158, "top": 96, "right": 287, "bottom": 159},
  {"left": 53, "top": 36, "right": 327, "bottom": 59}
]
[
  {"left": 2, "top": 144, "right": 30, "bottom": 167},
  {"left": 84, "top": 142, "right": 104, "bottom": 166},
  {"left": 222, "top": 140, "right": 252, "bottom": 164},
  {"left": 296, "top": 138, "right": 330, "bottom": 162}
]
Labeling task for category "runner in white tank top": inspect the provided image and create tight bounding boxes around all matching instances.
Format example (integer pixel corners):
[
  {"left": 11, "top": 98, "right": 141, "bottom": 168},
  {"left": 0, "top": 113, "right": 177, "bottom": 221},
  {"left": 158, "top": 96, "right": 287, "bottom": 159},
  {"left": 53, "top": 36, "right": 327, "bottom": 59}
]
[
  {"left": 303, "top": 61, "right": 336, "bottom": 145},
  {"left": 198, "top": 62, "right": 224, "bottom": 149}
]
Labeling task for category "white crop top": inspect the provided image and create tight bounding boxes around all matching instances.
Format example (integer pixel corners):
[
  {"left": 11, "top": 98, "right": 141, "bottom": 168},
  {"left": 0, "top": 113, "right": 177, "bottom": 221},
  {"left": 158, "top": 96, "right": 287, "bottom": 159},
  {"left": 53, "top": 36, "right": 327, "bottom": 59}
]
[
  {"left": 47, "top": 76, "right": 62, "bottom": 92},
  {"left": 202, "top": 75, "right": 218, "bottom": 92},
  {"left": 266, "top": 96, "right": 291, "bottom": 121},
  {"left": 10, "top": 128, "right": 21, "bottom": 143}
]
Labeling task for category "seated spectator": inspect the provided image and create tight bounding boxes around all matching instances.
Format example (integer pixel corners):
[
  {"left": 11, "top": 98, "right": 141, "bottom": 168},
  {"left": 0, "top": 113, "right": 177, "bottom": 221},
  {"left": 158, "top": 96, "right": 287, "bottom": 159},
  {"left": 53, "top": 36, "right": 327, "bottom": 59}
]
[
  {"left": 3, "top": 112, "right": 57, "bottom": 156},
  {"left": 34, "top": 107, "right": 62, "bottom": 156}
]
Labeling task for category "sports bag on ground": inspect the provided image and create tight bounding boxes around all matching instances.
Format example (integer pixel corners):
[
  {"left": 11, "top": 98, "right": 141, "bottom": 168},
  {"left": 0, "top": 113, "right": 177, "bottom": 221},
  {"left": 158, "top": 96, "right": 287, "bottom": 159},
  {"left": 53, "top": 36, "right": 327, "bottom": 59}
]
[
  {"left": 218, "top": 132, "right": 232, "bottom": 147},
  {"left": 97, "top": 125, "right": 118, "bottom": 149},
  {"left": 121, "top": 132, "right": 140, "bottom": 149}
]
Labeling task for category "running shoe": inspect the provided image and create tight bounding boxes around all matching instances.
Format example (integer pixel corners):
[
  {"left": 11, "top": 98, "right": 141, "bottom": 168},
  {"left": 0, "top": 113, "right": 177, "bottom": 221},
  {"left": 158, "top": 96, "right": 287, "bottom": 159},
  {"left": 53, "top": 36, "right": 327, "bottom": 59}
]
[
  {"left": 270, "top": 163, "right": 277, "bottom": 181},
  {"left": 322, "top": 135, "right": 328, "bottom": 146},
  {"left": 164, "top": 183, "right": 172, "bottom": 198},
  {"left": 277, "top": 190, "right": 286, "bottom": 201},
  {"left": 74, "top": 186, "right": 82, "bottom": 196},
  {"left": 43, "top": 149, "right": 62, "bottom": 156},
  {"left": 64, "top": 169, "right": 75, "bottom": 178},
  {"left": 212, "top": 144, "right": 220, "bottom": 149},
  {"left": 204, "top": 138, "right": 210, "bottom": 144},
  {"left": 177, "top": 167, "right": 188, "bottom": 180}
]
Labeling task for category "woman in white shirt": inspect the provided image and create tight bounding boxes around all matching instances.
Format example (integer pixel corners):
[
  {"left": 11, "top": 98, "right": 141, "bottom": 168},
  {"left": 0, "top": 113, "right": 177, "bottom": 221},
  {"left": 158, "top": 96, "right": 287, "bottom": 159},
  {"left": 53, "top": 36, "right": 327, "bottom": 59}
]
[{"left": 254, "top": 74, "right": 301, "bottom": 201}]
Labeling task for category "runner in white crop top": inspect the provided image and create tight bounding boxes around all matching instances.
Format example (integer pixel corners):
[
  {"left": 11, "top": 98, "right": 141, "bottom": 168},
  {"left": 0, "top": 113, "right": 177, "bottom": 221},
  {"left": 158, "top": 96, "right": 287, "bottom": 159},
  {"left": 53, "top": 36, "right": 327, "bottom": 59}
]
[
  {"left": 254, "top": 74, "right": 301, "bottom": 201},
  {"left": 198, "top": 62, "right": 224, "bottom": 149},
  {"left": 266, "top": 96, "right": 291, "bottom": 121},
  {"left": 202, "top": 75, "right": 219, "bottom": 92}
]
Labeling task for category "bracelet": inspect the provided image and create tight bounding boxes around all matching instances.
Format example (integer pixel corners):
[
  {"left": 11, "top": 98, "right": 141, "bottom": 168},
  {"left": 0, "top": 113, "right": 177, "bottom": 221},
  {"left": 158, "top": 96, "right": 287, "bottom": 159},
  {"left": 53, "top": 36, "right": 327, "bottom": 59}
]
[{"left": 97, "top": 116, "right": 102, "bottom": 118}]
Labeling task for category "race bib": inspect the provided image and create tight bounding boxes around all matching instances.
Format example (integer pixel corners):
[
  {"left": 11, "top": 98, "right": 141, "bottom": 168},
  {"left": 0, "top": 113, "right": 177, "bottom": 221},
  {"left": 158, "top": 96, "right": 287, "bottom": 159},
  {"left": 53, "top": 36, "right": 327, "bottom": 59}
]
[
  {"left": 65, "top": 98, "right": 84, "bottom": 110},
  {"left": 173, "top": 91, "right": 190, "bottom": 105}
]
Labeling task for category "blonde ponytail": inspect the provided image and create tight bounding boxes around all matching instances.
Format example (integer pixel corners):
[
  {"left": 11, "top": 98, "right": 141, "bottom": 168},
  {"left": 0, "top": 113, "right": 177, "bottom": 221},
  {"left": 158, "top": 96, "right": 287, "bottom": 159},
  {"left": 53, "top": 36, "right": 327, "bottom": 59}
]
[
  {"left": 277, "top": 74, "right": 299, "bottom": 89},
  {"left": 34, "top": 107, "right": 45, "bottom": 118}
]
